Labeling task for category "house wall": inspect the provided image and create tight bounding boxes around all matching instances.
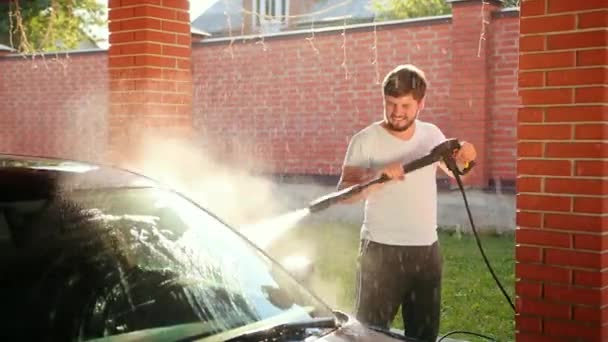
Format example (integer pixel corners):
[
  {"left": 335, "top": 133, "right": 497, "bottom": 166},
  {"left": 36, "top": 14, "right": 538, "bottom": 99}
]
[
  {"left": 0, "top": 8, "right": 521, "bottom": 188},
  {"left": 242, "top": 0, "right": 317, "bottom": 35}
]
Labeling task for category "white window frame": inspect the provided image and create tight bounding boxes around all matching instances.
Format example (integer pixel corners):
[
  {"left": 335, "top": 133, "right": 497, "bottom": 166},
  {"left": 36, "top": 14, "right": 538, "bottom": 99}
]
[{"left": 252, "top": 0, "right": 290, "bottom": 32}]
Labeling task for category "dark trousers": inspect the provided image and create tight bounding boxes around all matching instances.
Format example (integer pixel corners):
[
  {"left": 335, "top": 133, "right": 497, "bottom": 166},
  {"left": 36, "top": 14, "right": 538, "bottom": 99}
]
[{"left": 355, "top": 239, "right": 443, "bottom": 342}]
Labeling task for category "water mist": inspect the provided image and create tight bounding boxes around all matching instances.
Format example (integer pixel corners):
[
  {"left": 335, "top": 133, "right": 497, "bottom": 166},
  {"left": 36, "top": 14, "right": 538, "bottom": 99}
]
[{"left": 240, "top": 208, "right": 311, "bottom": 249}]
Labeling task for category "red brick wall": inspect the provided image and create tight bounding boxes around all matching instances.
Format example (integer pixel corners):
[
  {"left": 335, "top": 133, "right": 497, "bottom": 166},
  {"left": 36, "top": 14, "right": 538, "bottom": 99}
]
[
  {"left": 0, "top": 7, "right": 522, "bottom": 187},
  {"left": 0, "top": 53, "right": 108, "bottom": 162},
  {"left": 193, "top": 11, "right": 521, "bottom": 185},
  {"left": 192, "top": 20, "right": 453, "bottom": 175},
  {"left": 515, "top": 0, "right": 607, "bottom": 340}
]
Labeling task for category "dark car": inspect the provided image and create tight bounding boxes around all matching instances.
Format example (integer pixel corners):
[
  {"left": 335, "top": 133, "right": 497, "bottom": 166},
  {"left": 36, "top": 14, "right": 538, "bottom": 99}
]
[{"left": 0, "top": 154, "right": 416, "bottom": 342}]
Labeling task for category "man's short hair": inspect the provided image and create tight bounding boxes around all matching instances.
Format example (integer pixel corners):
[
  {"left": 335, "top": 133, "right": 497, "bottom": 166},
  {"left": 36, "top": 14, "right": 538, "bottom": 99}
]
[{"left": 382, "top": 64, "right": 427, "bottom": 101}]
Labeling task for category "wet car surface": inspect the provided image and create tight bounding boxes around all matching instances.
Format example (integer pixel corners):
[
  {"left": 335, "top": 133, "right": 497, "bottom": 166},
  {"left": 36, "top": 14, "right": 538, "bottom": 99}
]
[{"left": 0, "top": 154, "right": 417, "bottom": 342}]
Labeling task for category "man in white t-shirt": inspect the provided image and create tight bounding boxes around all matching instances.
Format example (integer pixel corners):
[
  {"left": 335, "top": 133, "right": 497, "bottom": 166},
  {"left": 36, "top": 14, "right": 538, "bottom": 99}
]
[{"left": 337, "top": 64, "right": 477, "bottom": 341}]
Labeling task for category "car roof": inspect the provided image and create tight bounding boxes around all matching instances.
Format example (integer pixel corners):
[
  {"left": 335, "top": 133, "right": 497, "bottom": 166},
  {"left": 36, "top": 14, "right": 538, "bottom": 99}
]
[{"left": 0, "top": 154, "right": 159, "bottom": 201}]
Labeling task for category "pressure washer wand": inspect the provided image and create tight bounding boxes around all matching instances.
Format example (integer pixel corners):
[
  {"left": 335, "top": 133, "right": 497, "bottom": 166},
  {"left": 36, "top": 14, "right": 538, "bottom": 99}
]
[
  {"left": 307, "top": 174, "right": 387, "bottom": 213},
  {"left": 308, "top": 138, "right": 471, "bottom": 213}
]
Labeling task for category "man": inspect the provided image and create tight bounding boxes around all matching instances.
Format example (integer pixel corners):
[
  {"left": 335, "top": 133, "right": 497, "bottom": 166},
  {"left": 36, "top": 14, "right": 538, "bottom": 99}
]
[{"left": 337, "top": 64, "right": 476, "bottom": 341}]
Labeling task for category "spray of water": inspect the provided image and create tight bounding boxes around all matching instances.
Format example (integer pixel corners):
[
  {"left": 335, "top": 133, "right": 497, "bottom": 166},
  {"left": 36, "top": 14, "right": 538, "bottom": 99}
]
[
  {"left": 239, "top": 208, "right": 311, "bottom": 249},
  {"left": 120, "top": 135, "right": 362, "bottom": 311},
  {"left": 121, "top": 134, "right": 315, "bottom": 251}
]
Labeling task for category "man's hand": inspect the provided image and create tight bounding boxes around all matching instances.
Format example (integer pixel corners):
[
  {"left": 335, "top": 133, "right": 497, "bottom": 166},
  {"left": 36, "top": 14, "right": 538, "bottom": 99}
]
[
  {"left": 380, "top": 162, "right": 405, "bottom": 181},
  {"left": 454, "top": 141, "right": 476, "bottom": 164},
  {"left": 337, "top": 163, "right": 404, "bottom": 203},
  {"left": 440, "top": 141, "right": 477, "bottom": 178}
]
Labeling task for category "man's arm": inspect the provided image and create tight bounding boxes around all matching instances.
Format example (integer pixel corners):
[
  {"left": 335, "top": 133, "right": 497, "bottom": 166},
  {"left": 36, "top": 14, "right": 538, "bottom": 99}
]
[
  {"left": 337, "top": 132, "right": 374, "bottom": 203},
  {"left": 336, "top": 166, "right": 377, "bottom": 204},
  {"left": 337, "top": 162, "right": 404, "bottom": 203},
  {"left": 336, "top": 130, "right": 404, "bottom": 203}
]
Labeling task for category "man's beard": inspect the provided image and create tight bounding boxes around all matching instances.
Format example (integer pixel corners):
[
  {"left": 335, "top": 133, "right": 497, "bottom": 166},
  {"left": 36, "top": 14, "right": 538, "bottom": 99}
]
[
  {"left": 385, "top": 111, "right": 418, "bottom": 132},
  {"left": 386, "top": 118, "right": 414, "bottom": 132}
]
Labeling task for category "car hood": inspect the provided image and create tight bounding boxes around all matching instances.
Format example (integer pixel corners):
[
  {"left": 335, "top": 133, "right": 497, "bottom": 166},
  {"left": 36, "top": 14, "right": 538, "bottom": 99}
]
[{"left": 312, "top": 313, "right": 412, "bottom": 342}]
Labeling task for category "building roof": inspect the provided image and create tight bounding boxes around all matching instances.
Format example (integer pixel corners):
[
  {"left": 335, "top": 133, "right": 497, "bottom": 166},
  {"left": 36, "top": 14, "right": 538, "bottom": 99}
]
[
  {"left": 297, "top": 0, "right": 375, "bottom": 26},
  {"left": 0, "top": 44, "right": 15, "bottom": 52},
  {"left": 191, "top": 0, "right": 243, "bottom": 36}
]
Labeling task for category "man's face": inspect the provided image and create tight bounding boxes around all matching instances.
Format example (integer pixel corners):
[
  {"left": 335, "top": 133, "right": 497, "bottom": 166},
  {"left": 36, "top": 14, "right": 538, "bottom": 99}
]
[{"left": 383, "top": 94, "right": 423, "bottom": 132}]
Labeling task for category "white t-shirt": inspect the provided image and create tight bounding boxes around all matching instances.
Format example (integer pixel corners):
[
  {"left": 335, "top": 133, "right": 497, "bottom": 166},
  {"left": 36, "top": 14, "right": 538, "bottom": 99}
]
[{"left": 342, "top": 119, "right": 447, "bottom": 246}]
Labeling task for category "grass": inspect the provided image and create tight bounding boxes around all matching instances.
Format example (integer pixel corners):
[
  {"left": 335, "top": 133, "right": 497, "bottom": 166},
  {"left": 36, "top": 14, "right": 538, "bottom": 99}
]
[{"left": 267, "top": 223, "right": 515, "bottom": 342}]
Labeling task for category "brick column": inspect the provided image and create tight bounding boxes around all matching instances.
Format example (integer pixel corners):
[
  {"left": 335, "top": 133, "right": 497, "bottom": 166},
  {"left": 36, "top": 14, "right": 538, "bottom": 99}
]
[
  {"left": 516, "top": 0, "right": 606, "bottom": 341},
  {"left": 447, "top": 0, "right": 503, "bottom": 188},
  {"left": 107, "top": 0, "right": 193, "bottom": 167}
]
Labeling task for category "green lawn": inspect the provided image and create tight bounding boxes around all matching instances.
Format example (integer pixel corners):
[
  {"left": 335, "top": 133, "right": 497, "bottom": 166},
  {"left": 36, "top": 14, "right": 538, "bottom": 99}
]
[{"left": 267, "top": 223, "right": 515, "bottom": 342}]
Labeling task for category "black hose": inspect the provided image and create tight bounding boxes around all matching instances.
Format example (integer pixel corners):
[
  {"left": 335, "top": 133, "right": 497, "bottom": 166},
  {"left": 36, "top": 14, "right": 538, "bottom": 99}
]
[
  {"left": 438, "top": 330, "right": 497, "bottom": 342},
  {"left": 452, "top": 171, "right": 516, "bottom": 312}
]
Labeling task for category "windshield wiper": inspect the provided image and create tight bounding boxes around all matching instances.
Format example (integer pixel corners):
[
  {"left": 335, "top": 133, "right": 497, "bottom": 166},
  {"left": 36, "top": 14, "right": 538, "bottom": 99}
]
[{"left": 223, "top": 316, "right": 338, "bottom": 342}]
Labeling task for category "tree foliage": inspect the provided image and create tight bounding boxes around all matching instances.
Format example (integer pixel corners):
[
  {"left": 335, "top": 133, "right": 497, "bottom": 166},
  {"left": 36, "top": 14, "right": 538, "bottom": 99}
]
[
  {"left": 370, "top": 0, "right": 450, "bottom": 20},
  {"left": 502, "top": 0, "right": 520, "bottom": 8},
  {"left": 0, "top": 0, "right": 106, "bottom": 53},
  {"left": 369, "top": 0, "right": 521, "bottom": 20}
]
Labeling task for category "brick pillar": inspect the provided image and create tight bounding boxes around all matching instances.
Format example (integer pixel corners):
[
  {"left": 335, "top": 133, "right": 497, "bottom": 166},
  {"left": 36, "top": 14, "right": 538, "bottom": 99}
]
[
  {"left": 516, "top": 0, "right": 606, "bottom": 341},
  {"left": 107, "top": 0, "right": 193, "bottom": 167},
  {"left": 447, "top": 0, "right": 503, "bottom": 188}
]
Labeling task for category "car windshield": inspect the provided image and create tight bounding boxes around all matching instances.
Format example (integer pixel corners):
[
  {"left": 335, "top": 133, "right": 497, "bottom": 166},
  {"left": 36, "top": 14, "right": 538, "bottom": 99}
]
[{"left": 0, "top": 185, "right": 335, "bottom": 341}]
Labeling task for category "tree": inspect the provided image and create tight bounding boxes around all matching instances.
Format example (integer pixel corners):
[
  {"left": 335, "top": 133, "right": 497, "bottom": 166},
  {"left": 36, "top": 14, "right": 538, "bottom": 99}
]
[
  {"left": 503, "top": 0, "right": 520, "bottom": 7},
  {"left": 0, "top": 0, "right": 106, "bottom": 54},
  {"left": 369, "top": 0, "right": 521, "bottom": 20},
  {"left": 369, "top": 0, "right": 450, "bottom": 20}
]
